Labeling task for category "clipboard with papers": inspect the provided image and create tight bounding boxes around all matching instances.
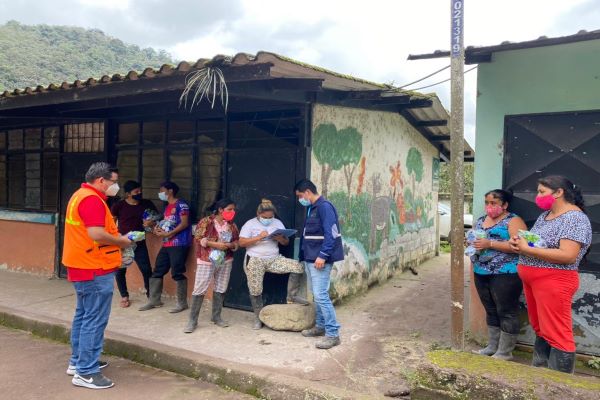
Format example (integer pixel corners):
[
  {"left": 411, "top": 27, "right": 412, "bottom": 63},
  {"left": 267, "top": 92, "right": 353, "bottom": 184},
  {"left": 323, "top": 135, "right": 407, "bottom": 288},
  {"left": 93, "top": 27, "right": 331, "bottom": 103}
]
[{"left": 265, "top": 229, "right": 297, "bottom": 240}]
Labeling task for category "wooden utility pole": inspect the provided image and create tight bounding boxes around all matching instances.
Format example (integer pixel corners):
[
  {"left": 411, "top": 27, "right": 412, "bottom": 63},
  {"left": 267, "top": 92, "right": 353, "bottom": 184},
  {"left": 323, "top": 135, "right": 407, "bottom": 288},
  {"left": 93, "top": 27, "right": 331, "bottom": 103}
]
[{"left": 449, "top": 0, "right": 465, "bottom": 350}]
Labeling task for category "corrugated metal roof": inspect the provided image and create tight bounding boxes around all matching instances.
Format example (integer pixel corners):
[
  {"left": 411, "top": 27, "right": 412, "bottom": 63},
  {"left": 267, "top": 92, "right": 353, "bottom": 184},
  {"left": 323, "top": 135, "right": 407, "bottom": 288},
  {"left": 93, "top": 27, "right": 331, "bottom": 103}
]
[{"left": 408, "top": 29, "right": 600, "bottom": 64}]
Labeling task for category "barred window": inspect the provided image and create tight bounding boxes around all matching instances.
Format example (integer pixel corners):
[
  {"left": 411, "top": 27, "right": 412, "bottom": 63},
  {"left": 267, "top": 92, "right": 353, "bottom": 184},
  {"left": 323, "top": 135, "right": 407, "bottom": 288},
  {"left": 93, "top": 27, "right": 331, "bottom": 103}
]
[{"left": 64, "top": 122, "right": 105, "bottom": 152}]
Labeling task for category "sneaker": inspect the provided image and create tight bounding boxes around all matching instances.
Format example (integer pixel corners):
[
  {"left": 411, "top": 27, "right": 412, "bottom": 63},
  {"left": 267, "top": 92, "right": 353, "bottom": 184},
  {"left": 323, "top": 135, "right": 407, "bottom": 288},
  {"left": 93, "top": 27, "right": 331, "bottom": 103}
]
[
  {"left": 66, "top": 360, "right": 108, "bottom": 376},
  {"left": 72, "top": 372, "right": 114, "bottom": 389},
  {"left": 316, "top": 336, "right": 341, "bottom": 349},
  {"left": 301, "top": 326, "right": 325, "bottom": 337}
]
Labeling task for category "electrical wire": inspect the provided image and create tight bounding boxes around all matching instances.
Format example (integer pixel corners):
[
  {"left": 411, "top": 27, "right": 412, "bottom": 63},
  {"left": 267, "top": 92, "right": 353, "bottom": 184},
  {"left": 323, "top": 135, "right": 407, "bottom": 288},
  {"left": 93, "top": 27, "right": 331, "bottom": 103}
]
[
  {"left": 409, "top": 65, "right": 478, "bottom": 91},
  {"left": 399, "top": 64, "right": 450, "bottom": 88}
]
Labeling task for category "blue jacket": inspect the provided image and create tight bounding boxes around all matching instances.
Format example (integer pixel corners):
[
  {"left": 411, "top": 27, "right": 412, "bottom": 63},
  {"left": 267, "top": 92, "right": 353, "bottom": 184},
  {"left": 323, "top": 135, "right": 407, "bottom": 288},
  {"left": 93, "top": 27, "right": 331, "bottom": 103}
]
[{"left": 300, "top": 197, "right": 344, "bottom": 263}]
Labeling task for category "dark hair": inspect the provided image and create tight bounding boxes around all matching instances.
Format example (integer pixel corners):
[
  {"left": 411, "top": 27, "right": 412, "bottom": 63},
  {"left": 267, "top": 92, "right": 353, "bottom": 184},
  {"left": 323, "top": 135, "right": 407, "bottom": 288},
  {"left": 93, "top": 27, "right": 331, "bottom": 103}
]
[
  {"left": 123, "top": 180, "right": 141, "bottom": 194},
  {"left": 213, "top": 198, "right": 235, "bottom": 213},
  {"left": 294, "top": 179, "right": 318, "bottom": 194},
  {"left": 85, "top": 162, "right": 118, "bottom": 183},
  {"left": 538, "top": 175, "right": 585, "bottom": 212},
  {"left": 484, "top": 189, "right": 513, "bottom": 206},
  {"left": 160, "top": 181, "right": 179, "bottom": 196}
]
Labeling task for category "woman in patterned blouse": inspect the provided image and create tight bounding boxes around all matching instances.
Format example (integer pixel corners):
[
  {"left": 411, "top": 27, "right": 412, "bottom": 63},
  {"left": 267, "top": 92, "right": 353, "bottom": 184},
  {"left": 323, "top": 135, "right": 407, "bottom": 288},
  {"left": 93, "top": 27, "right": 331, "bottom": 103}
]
[
  {"left": 184, "top": 198, "right": 239, "bottom": 333},
  {"left": 510, "top": 176, "right": 592, "bottom": 374}
]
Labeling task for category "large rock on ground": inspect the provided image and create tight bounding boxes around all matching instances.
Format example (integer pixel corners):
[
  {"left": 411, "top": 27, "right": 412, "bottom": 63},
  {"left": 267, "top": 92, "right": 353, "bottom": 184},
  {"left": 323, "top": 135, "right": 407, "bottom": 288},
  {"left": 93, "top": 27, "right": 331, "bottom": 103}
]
[{"left": 259, "top": 303, "right": 315, "bottom": 331}]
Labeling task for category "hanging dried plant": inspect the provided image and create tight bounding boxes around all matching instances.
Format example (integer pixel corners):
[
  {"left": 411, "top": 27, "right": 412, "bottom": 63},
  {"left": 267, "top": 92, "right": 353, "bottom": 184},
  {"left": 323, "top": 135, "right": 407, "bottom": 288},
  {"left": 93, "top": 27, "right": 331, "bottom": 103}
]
[{"left": 179, "top": 64, "right": 229, "bottom": 112}]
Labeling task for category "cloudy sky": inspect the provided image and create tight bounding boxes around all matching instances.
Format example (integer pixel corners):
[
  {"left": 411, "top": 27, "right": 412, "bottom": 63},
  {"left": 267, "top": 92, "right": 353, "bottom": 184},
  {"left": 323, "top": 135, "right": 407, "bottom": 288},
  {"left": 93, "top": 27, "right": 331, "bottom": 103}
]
[{"left": 1, "top": 0, "right": 599, "bottom": 146}]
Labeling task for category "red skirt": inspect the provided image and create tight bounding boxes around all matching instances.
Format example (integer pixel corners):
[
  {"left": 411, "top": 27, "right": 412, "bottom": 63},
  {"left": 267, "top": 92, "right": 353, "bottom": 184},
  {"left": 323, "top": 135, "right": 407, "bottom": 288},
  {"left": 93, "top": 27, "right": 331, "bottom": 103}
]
[{"left": 517, "top": 265, "right": 579, "bottom": 352}]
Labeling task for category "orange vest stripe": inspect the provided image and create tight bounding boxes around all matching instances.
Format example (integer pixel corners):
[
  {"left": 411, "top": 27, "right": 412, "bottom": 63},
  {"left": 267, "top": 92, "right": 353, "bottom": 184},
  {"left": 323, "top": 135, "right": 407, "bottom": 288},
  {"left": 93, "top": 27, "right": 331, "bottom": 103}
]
[{"left": 62, "top": 187, "right": 121, "bottom": 270}]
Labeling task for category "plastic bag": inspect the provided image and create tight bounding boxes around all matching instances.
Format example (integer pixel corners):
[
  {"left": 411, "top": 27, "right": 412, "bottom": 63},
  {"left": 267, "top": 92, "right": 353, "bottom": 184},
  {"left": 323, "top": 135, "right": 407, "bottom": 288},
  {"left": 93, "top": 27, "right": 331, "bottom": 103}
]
[
  {"left": 518, "top": 230, "right": 548, "bottom": 248},
  {"left": 142, "top": 209, "right": 162, "bottom": 232},
  {"left": 126, "top": 231, "right": 146, "bottom": 242},
  {"left": 465, "top": 229, "right": 487, "bottom": 256},
  {"left": 120, "top": 243, "right": 137, "bottom": 269},
  {"left": 209, "top": 248, "right": 226, "bottom": 269}
]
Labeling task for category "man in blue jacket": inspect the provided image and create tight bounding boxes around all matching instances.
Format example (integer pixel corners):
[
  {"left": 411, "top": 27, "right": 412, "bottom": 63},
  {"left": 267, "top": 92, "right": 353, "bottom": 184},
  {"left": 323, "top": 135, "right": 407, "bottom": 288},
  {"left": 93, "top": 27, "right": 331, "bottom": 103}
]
[{"left": 295, "top": 179, "right": 344, "bottom": 349}]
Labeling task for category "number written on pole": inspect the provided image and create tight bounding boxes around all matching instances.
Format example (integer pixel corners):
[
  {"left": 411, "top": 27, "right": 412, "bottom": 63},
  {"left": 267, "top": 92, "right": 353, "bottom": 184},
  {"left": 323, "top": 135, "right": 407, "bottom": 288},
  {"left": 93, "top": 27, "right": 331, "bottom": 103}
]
[{"left": 451, "top": 0, "right": 464, "bottom": 58}]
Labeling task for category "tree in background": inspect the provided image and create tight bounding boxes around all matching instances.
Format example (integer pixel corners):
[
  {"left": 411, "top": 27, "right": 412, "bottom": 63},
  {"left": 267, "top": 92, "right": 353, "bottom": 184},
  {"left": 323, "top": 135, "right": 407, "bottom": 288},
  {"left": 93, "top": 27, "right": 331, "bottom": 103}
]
[{"left": 0, "top": 21, "right": 173, "bottom": 92}]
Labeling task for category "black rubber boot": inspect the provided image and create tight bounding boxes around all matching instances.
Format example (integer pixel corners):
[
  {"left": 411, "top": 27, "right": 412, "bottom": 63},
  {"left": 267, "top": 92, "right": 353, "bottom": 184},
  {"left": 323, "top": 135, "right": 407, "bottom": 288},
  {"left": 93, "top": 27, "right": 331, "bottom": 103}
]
[
  {"left": 211, "top": 292, "right": 229, "bottom": 328},
  {"left": 183, "top": 295, "right": 204, "bottom": 333},
  {"left": 548, "top": 347, "right": 576, "bottom": 374},
  {"left": 138, "top": 278, "right": 163, "bottom": 311},
  {"left": 532, "top": 336, "right": 551, "bottom": 367},
  {"left": 286, "top": 273, "right": 309, "bottom": 305},
  {"left": 492, "top": 331, "right": 518, "bottom": 361},
  {"left": 472, "top": 326, "right": 500, "bottom": 356},
  {"left": 169, "top": 279, "right": 189, "bottom": 313},
  {"left": 249, "top": 295, "right": 263, "bottom": 330}
]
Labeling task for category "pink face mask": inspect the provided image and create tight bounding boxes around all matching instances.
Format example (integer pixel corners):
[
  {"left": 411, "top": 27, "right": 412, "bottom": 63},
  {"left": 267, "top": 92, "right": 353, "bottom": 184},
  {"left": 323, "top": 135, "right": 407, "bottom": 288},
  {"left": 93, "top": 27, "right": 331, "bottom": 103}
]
[
  {"left": 485, "top": 205, "right": 504, "bottom": 219},
  {"left": 535, "top": 194, "right": 556, "bottom": 210}
]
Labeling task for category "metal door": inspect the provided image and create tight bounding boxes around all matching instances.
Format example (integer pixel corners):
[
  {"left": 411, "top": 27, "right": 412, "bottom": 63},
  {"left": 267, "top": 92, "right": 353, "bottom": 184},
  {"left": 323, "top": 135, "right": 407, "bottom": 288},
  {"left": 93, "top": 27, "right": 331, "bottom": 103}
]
[
  {"left": 224, "top": 148, "right": 299, "bottom": 310},
  {"left": 504, "top": 110, "right": 600, "bottom": 355}
]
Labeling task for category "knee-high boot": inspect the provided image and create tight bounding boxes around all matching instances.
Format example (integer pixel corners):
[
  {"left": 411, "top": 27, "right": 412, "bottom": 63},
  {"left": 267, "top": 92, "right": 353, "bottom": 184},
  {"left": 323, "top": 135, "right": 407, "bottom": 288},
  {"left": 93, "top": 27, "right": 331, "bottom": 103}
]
[
  {"left": 287, "top": 273, "right": 309, "bottom": 305},
  {"left": 249, "top": 295, "right": 264, "bottom": 330},
  {"left": 138, "top": 278, "right": 163, "bottom": 311},
  {"left": 211, "top": 292, "right": 229, "bottom": 328},
  {"left": 169, "top": 279, "right": 189, "bottom": 313},
  {"left": 183, "top": 295, "right": 204, "bottom": 333}
]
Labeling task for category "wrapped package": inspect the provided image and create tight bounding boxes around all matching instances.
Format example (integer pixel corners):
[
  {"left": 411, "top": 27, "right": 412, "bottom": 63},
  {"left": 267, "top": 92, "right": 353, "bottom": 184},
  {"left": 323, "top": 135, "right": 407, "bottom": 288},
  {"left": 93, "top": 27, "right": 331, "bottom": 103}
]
[
  {"left": 465, "top": 229, "right": 487, "bottom": 257},
  {"left": 126, "top": 231, "right": 146, "bottom": 242},
  {"left": 518, "top": 230, "right": 548, "bottom": 248},
  {"left": 120, "top": 243, "right": 137, "bottom": 269}
]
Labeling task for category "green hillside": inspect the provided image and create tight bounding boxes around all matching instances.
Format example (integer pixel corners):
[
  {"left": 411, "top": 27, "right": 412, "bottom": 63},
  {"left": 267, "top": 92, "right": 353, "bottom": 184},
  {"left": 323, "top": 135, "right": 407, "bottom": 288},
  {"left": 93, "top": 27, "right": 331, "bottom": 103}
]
[{"left": 0, "top": 20, "right": 174, "bottom": 92}]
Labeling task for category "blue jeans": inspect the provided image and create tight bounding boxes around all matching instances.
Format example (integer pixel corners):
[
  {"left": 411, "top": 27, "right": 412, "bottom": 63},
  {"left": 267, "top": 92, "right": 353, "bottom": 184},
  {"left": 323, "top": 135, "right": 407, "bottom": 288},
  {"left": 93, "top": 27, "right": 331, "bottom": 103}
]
[
  {"left": 69, "top": 272, "right": 114, "bottom": 375},
  {"left": 306, "top": 262, "right": 340, "bottom": 337}
]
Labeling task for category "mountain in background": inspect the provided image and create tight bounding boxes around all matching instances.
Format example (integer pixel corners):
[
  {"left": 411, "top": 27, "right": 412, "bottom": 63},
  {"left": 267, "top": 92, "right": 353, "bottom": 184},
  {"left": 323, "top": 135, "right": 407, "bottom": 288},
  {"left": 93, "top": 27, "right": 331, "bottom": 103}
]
[{"left": 0, "top": 20, "right": 175, "bottom": 92}]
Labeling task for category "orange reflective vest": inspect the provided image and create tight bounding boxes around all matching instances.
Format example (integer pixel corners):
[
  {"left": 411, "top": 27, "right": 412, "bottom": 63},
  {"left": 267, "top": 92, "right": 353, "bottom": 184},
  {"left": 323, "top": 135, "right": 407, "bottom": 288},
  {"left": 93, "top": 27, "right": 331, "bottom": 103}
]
[{"left": 62, "top": 187, "right": 121, "bottom": 270}]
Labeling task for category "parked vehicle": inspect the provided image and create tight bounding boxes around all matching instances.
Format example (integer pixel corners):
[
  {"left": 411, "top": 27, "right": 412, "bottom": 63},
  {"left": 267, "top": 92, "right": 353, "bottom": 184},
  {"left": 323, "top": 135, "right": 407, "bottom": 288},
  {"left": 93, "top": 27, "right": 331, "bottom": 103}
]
[{"left": 438, "top": 203, "right": 473, "bottom": 241}]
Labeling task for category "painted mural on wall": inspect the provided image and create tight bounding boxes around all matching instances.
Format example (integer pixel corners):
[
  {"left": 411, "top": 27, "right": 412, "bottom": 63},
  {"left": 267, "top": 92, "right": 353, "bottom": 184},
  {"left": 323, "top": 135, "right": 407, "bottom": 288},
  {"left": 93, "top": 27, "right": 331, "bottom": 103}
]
[{"left": 311, "top": 104, "right": 439, "bottom": 299}]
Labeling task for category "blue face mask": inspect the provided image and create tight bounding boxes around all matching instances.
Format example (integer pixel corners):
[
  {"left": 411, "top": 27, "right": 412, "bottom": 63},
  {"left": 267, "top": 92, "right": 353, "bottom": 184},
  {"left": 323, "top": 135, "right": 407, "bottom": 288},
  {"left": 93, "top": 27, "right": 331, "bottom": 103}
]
[
  {"left": 298, "top": 198, "right": 311, "bottom": 207},
  {"left": 259, "top": 217, "right": 273, "bottom": 226}
]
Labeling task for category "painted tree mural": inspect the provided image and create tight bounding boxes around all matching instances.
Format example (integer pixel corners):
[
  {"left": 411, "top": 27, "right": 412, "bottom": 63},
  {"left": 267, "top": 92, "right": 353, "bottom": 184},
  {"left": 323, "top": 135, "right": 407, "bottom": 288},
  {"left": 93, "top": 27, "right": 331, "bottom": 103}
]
[
  {"left": 312, "top": 123, "right": 344, "bottom": 197},
  {"left": 339, "top": 127, "right": 363, "bottom": 198},
  {"left": 313, "top": 123, "right": 363, "bottom": 198},
  {"left": 405, "top": 147, "right": 424, "bottom": 225}
]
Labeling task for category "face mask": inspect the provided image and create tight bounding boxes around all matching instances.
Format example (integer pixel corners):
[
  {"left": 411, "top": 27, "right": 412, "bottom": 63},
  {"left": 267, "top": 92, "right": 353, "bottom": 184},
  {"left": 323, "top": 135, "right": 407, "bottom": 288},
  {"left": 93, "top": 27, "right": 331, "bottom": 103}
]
[
  {"left": 158, "top": 192, "right": 168, "bottom": 202},
  {"left": 222, "top": 210, "right": 236, "bottom": 222},
  {"left": 259, "top": 217, "right": 273, "bottom": 226},
  {"left": 485, "top": 205, "right": 504, "bottom": 219},
  {"left": 299, "top": 198, "right": 311, "bottom": 207},
  {"left": 132, "top": 193, "right": 143, "bottom": 201},
  {"left": 535, "top": 194, "right": 556, "bottom": 211},
  {"left": 106, "top": 183, "right": 119, "bottom": 197}
]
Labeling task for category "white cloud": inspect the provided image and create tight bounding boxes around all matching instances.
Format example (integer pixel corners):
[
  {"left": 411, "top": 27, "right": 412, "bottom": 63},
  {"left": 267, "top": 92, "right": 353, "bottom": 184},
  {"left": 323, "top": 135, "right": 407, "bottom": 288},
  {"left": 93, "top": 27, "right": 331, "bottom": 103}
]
[{"left": 2, "top": 0, "right": 595, "bottom": 147}]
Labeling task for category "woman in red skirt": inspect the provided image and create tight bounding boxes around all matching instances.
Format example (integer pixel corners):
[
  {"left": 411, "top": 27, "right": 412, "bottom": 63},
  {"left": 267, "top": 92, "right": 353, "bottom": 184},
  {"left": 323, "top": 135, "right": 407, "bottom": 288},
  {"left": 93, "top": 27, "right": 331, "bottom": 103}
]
[{"left": 509, "top": 175, "right": 592, "bottom": 374}]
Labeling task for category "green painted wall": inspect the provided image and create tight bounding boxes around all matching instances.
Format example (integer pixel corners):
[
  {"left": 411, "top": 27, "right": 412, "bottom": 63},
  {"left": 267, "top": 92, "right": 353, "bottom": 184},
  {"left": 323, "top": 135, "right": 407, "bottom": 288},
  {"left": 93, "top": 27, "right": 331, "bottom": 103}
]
[{"left": 473, "top": 39, "right": 600, "bottom": 216}]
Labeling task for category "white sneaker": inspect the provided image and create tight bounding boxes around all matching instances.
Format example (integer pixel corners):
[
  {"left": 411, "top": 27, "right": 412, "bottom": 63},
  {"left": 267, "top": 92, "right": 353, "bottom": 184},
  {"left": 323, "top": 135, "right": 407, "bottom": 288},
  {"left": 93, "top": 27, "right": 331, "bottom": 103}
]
[
  {"left": 72, "top": 372, "right": 114, "bottom": 389},
  {"left": 66, "top": 360, "right": 108, "bottom": 376}
]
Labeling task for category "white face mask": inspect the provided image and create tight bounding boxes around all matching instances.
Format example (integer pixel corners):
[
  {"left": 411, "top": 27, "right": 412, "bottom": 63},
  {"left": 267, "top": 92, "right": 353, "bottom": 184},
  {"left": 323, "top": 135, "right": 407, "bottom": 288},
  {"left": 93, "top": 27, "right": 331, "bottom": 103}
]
[
  {"left": 158, "top": 192, "right": 168, "bottom": 202},
  {"left": 106, "top": 183, "right": 120, "bottom": 197}
]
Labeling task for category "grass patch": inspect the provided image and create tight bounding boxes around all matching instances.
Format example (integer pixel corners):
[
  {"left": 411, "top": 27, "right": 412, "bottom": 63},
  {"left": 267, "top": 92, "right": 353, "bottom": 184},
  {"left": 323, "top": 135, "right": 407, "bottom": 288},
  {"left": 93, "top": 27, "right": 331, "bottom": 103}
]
[{"left": 440, "top": 241, "right": 451, "bottom": 253}]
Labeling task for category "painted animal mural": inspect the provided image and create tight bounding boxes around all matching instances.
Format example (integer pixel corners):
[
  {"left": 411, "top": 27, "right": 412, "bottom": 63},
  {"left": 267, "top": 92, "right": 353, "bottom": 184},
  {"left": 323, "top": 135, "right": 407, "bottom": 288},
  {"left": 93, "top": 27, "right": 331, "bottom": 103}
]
[{"left": 311, "top": 119, "right": 437, "bottom": 299}]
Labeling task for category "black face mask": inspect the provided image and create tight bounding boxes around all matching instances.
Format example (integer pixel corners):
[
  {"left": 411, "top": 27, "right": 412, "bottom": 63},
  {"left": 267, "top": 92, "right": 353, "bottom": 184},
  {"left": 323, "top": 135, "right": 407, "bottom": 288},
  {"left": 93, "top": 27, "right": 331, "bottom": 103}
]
[{"left": 132, "top": 193, "right": 143, "bottom": 201}]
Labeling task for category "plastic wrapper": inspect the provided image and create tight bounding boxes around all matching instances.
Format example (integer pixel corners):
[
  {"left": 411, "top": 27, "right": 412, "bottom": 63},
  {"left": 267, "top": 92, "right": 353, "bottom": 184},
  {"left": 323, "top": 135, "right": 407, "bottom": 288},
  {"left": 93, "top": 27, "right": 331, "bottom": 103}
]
[
  {"left": 126, "top": 231, "right": 146, "bottom": 242},
  {"left": 120, "top": 243, "right": 137, "bottom": 269},
  {"left": 465, "top": 229, "right": 487, "bottom": 256},
  {"left": 209, "top": 248, "right": 226, "bottom": 269},
  {"left": 518, "top": 230, "right": 548, "bottom": 248},
  {"left": 157, "top": 219, "right": 176, "bottom": 233},
  {"left": 142, "top": 209, "right": 162, "bottom": 232}
]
